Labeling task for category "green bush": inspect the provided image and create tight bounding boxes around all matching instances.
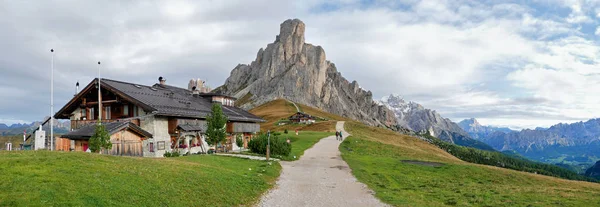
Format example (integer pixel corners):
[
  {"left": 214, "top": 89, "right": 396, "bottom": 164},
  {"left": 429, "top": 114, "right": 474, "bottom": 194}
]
[
  {"left": 248, "top": 134, "right": 291, "bottom": 156},
  {"left": 163, "top": 151, "right": 180, "bottom": 157}
]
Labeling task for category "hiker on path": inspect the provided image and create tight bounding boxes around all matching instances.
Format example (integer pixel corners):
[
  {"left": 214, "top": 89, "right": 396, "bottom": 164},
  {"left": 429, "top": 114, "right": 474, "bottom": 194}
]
[
  {"left": 335, "top": 131, "right": 340, "bottom": 141},
  {"left": 339, "top": 131, "right": 343, "bottom": 140}
]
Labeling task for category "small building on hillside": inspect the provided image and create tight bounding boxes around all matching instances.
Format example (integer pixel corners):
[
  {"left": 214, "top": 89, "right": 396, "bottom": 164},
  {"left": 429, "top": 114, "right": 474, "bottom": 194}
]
[
  {"left": 288, "top": 112, "right": 315, "bottom": 124},
  {"left": 53, "top": 77, "right": 264, "bottom": 157}
]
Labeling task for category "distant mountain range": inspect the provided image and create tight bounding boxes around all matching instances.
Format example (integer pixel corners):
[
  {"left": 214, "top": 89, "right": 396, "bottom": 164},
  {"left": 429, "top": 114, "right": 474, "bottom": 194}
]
[
  {"left": 0, "top": 118, "right": 70, "bottom": 136},
  {"left": 458, "top": 118, "right": 515, "bottom": 139},
  {"left": 378, "top": 94, "right": 494, "bottom": 151},
  {"left": 458, "top": 118, "right": 600, "bottom": 170}
]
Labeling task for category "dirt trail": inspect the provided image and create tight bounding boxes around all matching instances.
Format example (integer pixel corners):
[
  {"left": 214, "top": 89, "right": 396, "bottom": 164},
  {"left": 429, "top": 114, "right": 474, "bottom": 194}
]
[
  {"left": 257, "top": 121, "right": 388, "bottom": 207},
  {"left": 287, "top": 100, "right": 301, "bottom": 112}
]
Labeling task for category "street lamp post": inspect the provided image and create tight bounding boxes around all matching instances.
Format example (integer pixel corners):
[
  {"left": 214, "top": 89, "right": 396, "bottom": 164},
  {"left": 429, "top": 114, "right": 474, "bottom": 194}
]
[
  {"left": 50, "top": 49, "right": 54, "bottom": 151},
  {"left": 97, "top": 61, "right": 102, "bottom": 125}
]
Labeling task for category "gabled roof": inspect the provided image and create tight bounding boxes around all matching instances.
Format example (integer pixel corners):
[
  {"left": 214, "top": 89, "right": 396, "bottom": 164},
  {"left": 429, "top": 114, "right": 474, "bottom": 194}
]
[
  {"left": 289, "top": 112, "right": 314, "bottom": 118},
  {"left": 55, "top": 78, "right": 264, "bottom": 123},
  {"left": 61, "top": 122, "right": 153, "bottom": 140}
]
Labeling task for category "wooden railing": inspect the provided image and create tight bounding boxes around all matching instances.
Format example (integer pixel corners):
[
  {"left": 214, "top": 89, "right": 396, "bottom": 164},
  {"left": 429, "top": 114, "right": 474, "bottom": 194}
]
[
  {"left": 71, "top": 120, "right": 116, "bottom": 130},
  {"left": 70, "top": 119, "right": 140, "bottom": 130}
]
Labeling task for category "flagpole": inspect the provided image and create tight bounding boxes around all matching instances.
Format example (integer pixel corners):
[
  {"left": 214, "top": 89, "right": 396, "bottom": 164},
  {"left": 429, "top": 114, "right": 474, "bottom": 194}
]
[
  {"left": 98, "top": 61, "right": 102, "bottom": 125},
  {"left": 50, "top": 49, "right": 54, "bottom": 151}
]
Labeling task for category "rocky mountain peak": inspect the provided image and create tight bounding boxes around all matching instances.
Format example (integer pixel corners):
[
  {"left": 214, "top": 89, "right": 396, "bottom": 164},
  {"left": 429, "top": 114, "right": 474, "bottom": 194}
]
[
  {"left": 460, "top": 118, "right": 481, "bottom": 128},
  {"left": 380, "top": 94, "right": 425, "bottom": 112},
  {"left": 214, "top": 19, "right": 397, "bottom": 128},
  {"left": 381, "top": 94, "right": 406, "bottom": 108},
  {"left": 276, "top": 19, "right": 305, "bottom": 57}
]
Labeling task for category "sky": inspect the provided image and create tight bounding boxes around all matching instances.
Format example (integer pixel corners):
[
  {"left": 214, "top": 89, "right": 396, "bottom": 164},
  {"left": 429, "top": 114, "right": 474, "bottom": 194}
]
[{"left": 1, "top": 0, "right": 599, "bottom": 130}]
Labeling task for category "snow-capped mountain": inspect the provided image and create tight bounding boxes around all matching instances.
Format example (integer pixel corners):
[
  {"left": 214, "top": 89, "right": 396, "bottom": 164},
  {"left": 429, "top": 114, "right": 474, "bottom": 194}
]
[{"left": 379, "top": 94, "right": 494, "bottom": 151}]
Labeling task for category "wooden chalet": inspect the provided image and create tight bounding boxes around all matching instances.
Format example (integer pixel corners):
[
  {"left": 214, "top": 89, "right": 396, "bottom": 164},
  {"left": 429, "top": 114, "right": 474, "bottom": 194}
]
[
  {"left": 288, "top": 112, "right": 315, "bottom": 124},
  {"left": 54, "top": 77, "right": 264, "bottom": 157}
]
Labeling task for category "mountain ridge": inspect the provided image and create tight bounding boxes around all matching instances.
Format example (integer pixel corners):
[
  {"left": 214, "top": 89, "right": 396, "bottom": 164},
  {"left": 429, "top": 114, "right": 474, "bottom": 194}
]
[
  {"left": 378, "top": 94, "right": 494, "bottom": 151},
  {"left": 0, "top": 119, "right": 70, "bottom": 136}
]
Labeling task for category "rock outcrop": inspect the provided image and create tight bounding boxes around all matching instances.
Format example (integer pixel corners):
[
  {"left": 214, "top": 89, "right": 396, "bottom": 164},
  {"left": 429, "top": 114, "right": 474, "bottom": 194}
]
[{"left": 214, "top": 19, "right": 396, "bottom": 127}]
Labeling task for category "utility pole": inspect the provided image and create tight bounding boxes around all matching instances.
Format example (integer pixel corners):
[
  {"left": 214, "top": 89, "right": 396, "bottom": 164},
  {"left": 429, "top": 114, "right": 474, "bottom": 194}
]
[
  {"left": 266, "top": 130, "right": 270, "bottom": 161},
  {"left": 50, "top": 49, "right": 54, "bottom": 151},
  {"left": 97, "top": 61, "right": 102, "bottom": 125}
]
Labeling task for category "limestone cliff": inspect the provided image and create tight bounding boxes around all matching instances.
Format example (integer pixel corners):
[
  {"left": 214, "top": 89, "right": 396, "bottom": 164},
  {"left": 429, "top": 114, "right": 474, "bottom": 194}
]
[{"left": 214, "top": 19, "right": 396, "bottom": 127}]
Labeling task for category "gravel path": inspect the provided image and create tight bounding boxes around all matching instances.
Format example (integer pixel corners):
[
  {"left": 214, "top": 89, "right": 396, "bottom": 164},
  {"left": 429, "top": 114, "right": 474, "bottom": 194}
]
[{"left": 257, "top": 121, "right": 388, "bottom": 207}]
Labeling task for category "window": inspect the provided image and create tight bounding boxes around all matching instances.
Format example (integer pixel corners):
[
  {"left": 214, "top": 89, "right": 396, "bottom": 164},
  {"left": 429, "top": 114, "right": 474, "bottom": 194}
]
[
  {"left": 123, "top": 105, "right": 129, "bottom": 116},
  {"left": 81, "top": 108, "right": 86, "bottom": 120},
  {"left": 149, "top": 142, "right": 154, "bottom": 152},
  {"left": 133, "top": 106, "right": 139, "bottom": 117},
  {"left": 104, "top": 106, "right": 111, "bottom": 120},
  {"left": 90, "top": 108, "right": 95, "bottom": 120}
]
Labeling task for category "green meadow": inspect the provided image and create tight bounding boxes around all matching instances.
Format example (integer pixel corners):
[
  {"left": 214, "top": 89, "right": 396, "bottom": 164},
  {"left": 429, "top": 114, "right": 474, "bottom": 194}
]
[{"left": 0, "top": 151, "right": 280, "bottom": 206}]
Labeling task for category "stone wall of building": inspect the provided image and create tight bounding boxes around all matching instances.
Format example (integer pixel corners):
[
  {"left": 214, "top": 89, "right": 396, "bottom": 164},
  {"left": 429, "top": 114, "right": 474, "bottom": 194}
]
[{"left": 140, "top": 115, "right": 171, "bottom": 157}]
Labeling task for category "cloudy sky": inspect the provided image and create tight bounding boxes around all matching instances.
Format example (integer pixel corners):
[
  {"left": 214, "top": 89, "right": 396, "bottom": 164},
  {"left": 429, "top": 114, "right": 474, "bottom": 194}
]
[{"left": 1, "top": 0, "right": 599, "bottom": 130}]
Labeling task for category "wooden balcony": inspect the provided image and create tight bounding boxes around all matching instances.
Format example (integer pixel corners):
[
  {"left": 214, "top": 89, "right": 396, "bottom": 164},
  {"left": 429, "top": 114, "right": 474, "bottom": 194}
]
[{"left": 71, "top": 119, "right": 140, "bottom": 130}]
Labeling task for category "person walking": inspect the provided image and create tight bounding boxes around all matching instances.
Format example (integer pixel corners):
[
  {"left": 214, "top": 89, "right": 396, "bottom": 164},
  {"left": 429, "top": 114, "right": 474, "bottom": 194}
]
[
  {"left": 335, "top": 131, "right": 340, "bottom": 141},
  {"left": 339, "top": 131, "right": 343, "bottom": 141}
]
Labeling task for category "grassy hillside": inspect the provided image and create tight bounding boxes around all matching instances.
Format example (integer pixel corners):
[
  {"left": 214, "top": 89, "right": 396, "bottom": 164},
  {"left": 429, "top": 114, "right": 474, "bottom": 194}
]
[
  {"left": 0, "top": 151, "right": 280, "bottom": 206},
  {"left": 341, "top": 122, "right": 600, "bottom": 206},
  {"left": 249, "top": 99, "right": 349, "bottom": 132}
]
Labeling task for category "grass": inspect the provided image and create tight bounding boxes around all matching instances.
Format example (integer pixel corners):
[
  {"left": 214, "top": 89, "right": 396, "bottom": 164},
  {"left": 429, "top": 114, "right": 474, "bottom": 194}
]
[
  {"left": 280, "top": 131, "right": 332, "bottom": 161},
  {"left": 249, "top": 99, "right": 348, "bottom": 132},
  {"left": 241, "top": 131, "right": 333, "bottom": 161},
  {"left": 340, "top": 122, "right": 600, "bottom": 206},
  {"left": 0, "top": 151, "right": 281, "bottom": 206}
]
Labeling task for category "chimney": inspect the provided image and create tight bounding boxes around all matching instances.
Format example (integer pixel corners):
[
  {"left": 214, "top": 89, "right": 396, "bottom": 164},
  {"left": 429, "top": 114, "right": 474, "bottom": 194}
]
[
  {"left": 159, "top": 76, "right": 166, "bottom": 85},
  {"left": 191, "top": 86, "right": 200, "bottom": 95},
  {"left": 75, "top": 81, "right": 79, "bottom": 96}
]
